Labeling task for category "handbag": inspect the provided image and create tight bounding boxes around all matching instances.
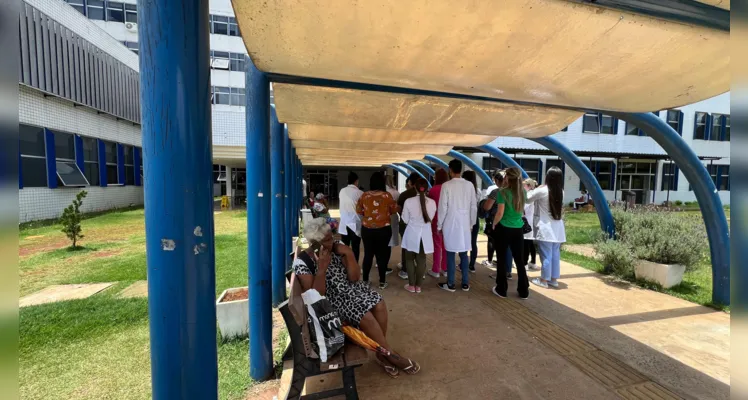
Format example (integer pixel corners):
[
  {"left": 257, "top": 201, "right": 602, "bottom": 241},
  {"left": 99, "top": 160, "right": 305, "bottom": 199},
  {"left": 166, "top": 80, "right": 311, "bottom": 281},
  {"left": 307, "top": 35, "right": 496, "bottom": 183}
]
[
  {"left": 521, "top": 217, "right": 532, "bottom": 234},
  {"left": 301, "top": 289, "right": 345, "bottom": 362}
]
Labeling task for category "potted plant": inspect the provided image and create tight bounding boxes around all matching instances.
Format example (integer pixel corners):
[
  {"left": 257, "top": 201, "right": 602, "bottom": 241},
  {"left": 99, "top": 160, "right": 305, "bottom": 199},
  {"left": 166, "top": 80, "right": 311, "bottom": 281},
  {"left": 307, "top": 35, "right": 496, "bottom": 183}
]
[{"left": 216, "top": 287, "right": 249, "bottom": 340}]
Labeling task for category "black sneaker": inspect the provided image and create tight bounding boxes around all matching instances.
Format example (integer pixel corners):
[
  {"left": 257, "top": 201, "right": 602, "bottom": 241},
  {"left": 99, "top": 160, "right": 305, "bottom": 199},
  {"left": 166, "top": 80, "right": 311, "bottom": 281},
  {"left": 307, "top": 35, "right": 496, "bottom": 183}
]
[
  {"left": 379, "top": 282, "right": 388, "bottom": 290},
  {"left": 438, "top": 282, "right": 456, "bottom": 292},
  {"left": 462, "top": 284, "right": 470, "bottom": 292},
  {"left": 492, "top": 286, "right": 507, "bottom": 298},
  {"left": 385, "top": 268, "right": 394, "bottom": 275},
  {"left": 469, "top": 266, "right": 476, "bottom": 274},
  {"left": 506, "top": 273, "right": 513, "bottom": 280}
]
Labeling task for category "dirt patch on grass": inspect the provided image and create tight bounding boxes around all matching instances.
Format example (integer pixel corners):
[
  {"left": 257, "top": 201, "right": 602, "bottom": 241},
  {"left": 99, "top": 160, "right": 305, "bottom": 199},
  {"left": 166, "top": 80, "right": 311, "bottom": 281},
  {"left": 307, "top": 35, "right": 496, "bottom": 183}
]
[
  {"left": 246, "top": 380, "right": 281, "bottom": 400},
  {"left": 19, "top": 239, "right": 69, "bottom": 257}
]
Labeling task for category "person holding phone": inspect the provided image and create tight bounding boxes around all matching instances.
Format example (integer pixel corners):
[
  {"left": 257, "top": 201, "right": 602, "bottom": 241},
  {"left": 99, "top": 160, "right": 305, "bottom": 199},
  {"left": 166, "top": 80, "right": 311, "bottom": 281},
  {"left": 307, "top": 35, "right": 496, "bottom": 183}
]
[{"left": 294, "top": 218, "right": 421, "bottom": 377}]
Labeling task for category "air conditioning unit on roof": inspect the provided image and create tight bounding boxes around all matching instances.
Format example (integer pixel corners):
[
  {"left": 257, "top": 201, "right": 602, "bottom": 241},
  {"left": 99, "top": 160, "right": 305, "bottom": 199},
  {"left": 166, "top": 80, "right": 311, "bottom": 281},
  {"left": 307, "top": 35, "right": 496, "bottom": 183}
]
[{"left": 125, "top": 22, "right": 138, "bottom": 32}]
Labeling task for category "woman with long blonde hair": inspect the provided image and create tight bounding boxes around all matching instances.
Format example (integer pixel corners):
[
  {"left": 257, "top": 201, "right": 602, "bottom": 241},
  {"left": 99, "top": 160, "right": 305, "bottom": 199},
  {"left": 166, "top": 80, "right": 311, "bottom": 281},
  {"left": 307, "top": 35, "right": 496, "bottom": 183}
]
[{"left": 488, "top": 167, "right": 529, "bottom": 299}]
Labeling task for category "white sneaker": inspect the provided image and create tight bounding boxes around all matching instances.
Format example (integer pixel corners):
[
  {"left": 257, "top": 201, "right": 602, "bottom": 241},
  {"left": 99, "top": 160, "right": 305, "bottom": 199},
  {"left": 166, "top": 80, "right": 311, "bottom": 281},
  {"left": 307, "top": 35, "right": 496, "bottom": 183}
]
[
  {"left": 398, "top": 270, "right": 409, "bottom": 280},
  {"left": 481, "top": 260, "right": 492, "bottom": 267},
  {"left": 547, "top": 280, "right": 559, "bottom": 288},
  {"left": 427, "top": 270, "right": 441, "bottom": 278},
  {"left": 527, "top": 263, "right": 540, "bottom": 271},
  {"left": 531, "top": 278, "right": 548, "bottom": 289}
]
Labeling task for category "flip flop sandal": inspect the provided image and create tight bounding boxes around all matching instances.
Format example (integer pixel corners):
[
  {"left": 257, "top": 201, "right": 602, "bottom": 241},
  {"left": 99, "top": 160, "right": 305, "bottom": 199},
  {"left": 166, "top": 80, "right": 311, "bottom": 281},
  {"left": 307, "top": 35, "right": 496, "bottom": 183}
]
[
  {"left": 402, "top": 359, "right": 421, "bottom": 375},
  {"left": 376, "top": 355, "right": 399, "bottom": 378}
]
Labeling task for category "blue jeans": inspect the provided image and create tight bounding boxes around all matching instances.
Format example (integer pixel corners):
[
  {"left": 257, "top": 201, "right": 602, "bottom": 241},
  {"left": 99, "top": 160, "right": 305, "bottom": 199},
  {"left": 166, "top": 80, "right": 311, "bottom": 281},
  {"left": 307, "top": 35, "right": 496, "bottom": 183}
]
[
  {"left": 447, "top": 251, "right": 469, "bottom": 286},
  {"left": 537, "top": 241, "right": 561, "bottom": 281},
  {"left": 469, "top": 223, "right": 479, "bottom": 268}
]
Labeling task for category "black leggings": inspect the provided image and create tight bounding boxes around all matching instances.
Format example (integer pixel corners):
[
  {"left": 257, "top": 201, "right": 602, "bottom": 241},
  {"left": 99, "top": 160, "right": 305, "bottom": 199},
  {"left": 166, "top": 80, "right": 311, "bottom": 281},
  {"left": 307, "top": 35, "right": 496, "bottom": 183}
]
[
  {"left": 485, "top": 224, "right": 495, "bottom": 262},
  {"left": 491, "top": 224, "right": 529, "bottom": 297},
  {"left": 361, "top": 226, "right": 392, "bottom": 284},
  {"left": 524, "top": 240, "right": 536, "bottom": 265},
  {"left": 341, "top": 227, "right": 361, "bottom": 264}
]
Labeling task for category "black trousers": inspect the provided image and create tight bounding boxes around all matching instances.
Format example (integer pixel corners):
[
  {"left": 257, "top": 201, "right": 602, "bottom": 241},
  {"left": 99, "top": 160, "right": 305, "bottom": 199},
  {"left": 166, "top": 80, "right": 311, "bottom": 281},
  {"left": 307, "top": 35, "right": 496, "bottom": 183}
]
[
  {"left": 485, "top": 222, "right": 495, "bottom": 262},
  {"left": 524, "top": 239, "right": 536, "bottom": 265},
  {"left": 491, "top": 224, "right": 529, "bottom": 297},
  {"left": 361, "top": 226, "right": 392, "bottom": 284},
  {"left": 399, "top": 222, "right": 406, "bottom": 270},
  {"left": 341, "top": 227, "right": 361, "bottom": 264}
]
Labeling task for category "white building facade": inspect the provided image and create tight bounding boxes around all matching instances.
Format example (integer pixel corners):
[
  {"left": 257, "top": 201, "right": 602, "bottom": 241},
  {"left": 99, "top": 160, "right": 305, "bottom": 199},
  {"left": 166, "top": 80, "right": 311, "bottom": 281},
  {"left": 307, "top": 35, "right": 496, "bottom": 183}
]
[{"left": 468, "top": 93, "right": 731, "bottom": 205}]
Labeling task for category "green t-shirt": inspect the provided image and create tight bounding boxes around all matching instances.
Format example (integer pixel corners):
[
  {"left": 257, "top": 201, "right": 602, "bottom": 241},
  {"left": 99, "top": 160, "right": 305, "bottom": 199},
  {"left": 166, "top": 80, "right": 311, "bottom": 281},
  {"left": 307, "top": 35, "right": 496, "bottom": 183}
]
[{"left": 489, "top": 188, "right": 527, "bottom": 229}]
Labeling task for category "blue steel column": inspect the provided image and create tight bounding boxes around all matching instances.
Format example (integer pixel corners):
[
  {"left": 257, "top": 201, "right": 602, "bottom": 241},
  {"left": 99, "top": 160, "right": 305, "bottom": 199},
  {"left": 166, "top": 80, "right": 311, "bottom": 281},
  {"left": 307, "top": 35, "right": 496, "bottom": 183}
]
[
  {"left": 138, "top": 0, "right": 217, "bottom": 398},
  {"left": 424, "top": 155, "right": 449, "bottom": 170},
  {"left": 292, "top": 148, "right": 300, "bottom": 236},
  {"left": 530, "top": 137, "right": 615, "bottom": 238},
  {"left": 396, "top": 162, "right": 431, "bottom": 187},
  {"left": 476, "top": 145, "right": 529, "bottom": 179},
  {"left": 610, "top": 112, "right": 730, "bottom": 306},
  {"left": 284, "top": 127, "right": 293, "bottom": 256},
  {"left": 270, "top": 108, "right": 286, "bottom": 306},
  {"left": 245, "top": 56, "right": 273, "bottom": 380},
  {"left": 386, "top": 164, "right": 410, "bottom": 179},
  {"left": 447, "top": 150, "right": 492, "bottom": 186},
  {"left": 407, "top": 159, "right": 435, "bottom": 177}
]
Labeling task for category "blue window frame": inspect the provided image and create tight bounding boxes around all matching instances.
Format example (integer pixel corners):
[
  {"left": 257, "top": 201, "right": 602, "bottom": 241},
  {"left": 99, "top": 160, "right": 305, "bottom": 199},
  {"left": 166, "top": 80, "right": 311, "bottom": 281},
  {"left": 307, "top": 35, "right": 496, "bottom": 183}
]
[
  {"left": 579, "top": 160, "right": 615, "bottom": 191},
  {"left": 693, "top": 112, "right": 710, "bottom": 140},
  {"left": 582, "top": 113, "right": 617, "bottom": 134},
  {"left": 19, "top": 124, "right": 48, "bottom": 188},
  {"left": 666, "top": 110, "right": 684, "bottom": 135},
  {"left": 661, "top": 163, "right": 679, "bottom": 191}
]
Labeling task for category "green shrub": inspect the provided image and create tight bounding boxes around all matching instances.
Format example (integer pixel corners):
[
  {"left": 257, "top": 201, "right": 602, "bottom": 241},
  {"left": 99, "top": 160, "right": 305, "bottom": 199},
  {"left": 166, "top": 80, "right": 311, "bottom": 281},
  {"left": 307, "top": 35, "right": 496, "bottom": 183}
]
[
  {"left": 674, "top": 200, "right": 683, "bottom": 206},
  {"left": 594, "top": 238, "right": 635, "bottom": 278},
  {"left": 610, "top": 208, "right": 706, "bottom": 268}
]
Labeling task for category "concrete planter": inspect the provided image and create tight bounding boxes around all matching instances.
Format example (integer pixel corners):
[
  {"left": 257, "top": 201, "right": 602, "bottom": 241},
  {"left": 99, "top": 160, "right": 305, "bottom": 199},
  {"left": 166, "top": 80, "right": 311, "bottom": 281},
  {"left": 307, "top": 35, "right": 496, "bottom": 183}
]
[
  {"left": 216, "top": 287, "right": 249, "bottom": 340},
  {"left": 634, "top": 260, "right": 685, "bottom": 288}
]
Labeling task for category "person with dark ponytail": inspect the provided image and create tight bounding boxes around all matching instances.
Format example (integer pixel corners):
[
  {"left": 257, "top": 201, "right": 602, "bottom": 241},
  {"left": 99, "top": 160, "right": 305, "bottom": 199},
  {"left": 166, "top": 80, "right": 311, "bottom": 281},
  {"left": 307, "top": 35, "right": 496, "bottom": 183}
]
[
  {"left": 528, "top": 167, "right": 567, "bottom": 289},
  {"left": 401, "top": 178, "right": 437, "bottom": 293},
  {"left": 488, "top": 167, "right": 529, "bottom": 299}
]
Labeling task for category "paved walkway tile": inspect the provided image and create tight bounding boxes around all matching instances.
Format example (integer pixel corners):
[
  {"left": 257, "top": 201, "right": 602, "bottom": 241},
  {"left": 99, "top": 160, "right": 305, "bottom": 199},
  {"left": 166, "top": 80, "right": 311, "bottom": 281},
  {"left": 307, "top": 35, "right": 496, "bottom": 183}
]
[{"left": 19, "top": 283, "right": 114, "bottom": 307}]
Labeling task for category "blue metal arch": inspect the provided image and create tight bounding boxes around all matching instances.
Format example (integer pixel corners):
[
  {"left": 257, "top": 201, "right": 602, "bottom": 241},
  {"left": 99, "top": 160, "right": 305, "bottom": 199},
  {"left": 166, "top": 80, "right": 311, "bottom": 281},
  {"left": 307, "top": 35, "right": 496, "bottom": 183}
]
[
  {"left": 530, "top": 137, "right": 615, "bottom": 238},
  {"left": 396, "top": 163, "right": 431, "bottom": 188},
  {"left": 610, "top": 112, "right": 730, "bottom": 306},
  {"left": 476, "top": 145, "right": 529, "bottom": 179},
  {"left": 386, "top": 163, "right": 409, "bottom": 179},
  {"left": 447, "top": 150, "right": 492, "bottom": 186},
  {"left": 424, "top": 155, "right": 449, "bottom": 170},
  {"left": 407, "top": 159, "right": 435, "bottom": 177}
]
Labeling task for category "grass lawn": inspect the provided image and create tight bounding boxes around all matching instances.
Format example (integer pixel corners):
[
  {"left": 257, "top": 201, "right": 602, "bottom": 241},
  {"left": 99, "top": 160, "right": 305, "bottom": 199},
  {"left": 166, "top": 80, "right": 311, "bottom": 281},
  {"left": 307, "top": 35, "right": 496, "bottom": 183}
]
[
  {"left": 560, "top": 210, "right": 728, "bottom": 312},
  {"left": 19, "top": 209, "right": 281, "bottom": 400}
]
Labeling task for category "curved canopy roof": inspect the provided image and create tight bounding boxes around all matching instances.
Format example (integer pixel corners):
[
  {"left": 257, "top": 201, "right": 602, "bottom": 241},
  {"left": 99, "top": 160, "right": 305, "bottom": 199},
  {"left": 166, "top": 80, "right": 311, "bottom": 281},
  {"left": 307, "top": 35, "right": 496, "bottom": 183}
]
[{"left": 233, "top": 0, "right": 730, "bottom": 167}]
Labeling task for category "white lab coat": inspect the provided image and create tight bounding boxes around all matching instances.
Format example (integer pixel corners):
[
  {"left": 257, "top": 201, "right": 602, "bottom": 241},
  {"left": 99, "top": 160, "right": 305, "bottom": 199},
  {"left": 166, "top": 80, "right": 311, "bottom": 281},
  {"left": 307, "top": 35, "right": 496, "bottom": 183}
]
[
  {"left": 437, "top": 178, "right": 477, "bottom": 253},
  {"left": 401, "top": 196, "right": 437, "bottom": 254},
  {"left": 338, "top": 185, "right": 363, "bottom": 235},
  {"left": 523, "top": 202, "right": 535, "bottom": 240},
  {"left": 527, "top": 186, "right": 566, "bottom": 243}
]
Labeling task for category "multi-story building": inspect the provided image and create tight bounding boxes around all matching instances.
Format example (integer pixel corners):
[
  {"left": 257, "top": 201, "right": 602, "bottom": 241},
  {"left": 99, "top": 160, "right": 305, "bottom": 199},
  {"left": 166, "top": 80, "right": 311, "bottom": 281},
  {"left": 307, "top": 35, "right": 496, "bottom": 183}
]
[
  {"left": 18, "top": 0, "right": 144, "bottom": 223},
  {"left": 468, "top": 93, "right": 730, "bottom": 205}
]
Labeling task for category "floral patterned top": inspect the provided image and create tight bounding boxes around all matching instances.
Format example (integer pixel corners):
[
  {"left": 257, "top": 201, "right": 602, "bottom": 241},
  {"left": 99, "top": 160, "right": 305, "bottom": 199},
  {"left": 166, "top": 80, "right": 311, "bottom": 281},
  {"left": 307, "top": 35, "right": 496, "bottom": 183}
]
[{"left": 356, "top": 191, "right": 397, "bottom": 229}]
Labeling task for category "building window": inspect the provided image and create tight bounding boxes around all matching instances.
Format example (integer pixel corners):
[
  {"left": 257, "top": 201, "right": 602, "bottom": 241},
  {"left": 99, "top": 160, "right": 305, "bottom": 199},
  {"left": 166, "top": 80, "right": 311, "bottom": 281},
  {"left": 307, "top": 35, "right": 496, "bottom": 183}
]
[
  {"left": 230, "top": 88, "right": 245, "bottom": 106},
  {"left": 229, "top": 52, "right": 246, "bottom": 72},
  {"left": 53, "top": 131, "right": 88, "bottom": 187},
  {"left": 19, "top": 125, "right": 48, "bottom": 188},
  {"left": 667, "top": 110, "right": 682, "bottom": 135},
  {"left": 123, "top": 145, "right": 135, "bottom": 185},
  {"left": 212, "top": 86, "right": 231, "bottom": 105},
  {"left": 210, "top": 52, "right": 247, "bottom": 72},
  {"left": 86, "top": 0, "right": 105, "bottom": 20},
  {"left": 582, "top": 113, "right": 616, "bottom": 134},
  {"left": 694, "top": 112, "right": 708, "bottom": 140},
  {"left": 107, "top": 1, "right": 125, "bottom": 22},
  {"left": 81, "top": 137, "right": 99, "bottom": 186},
  {"left": 724, "top": 115, "right": 730, "bottom": 141},
  {"left": 561, "top": 126, "right": 568, "bottom": 132},
  {"left": 65, "top": 0, "right": 85, "bottom": 15},
  {"left": 123, "top": 41, "right": 139, "bottom": 54},
  {"left": 596, "top": 161, "right": 613, "bottom": 190},
  {"left": 228, "top": 17, "right": 240, "bottom": 36},
  {"left": 482, "top": 157, "right": 503, "bottom": 172},
  {"left": 210, "top": 15, "right": 229, "bottom": 35},
  {"left": 104, "top": 140, "right": 119, "bottom": 184},
  {"left": 617, "top": 161, "right": 656, "bottom": 203},
  {"left": 718, "top": 166, "right": 730, "bottom": 190},
  {"left": 625, "top": 122, "right": 642, "bottom": 136},
  {"left": 125, "top": 3, "right": 137, "bottom": 23},
  {"left": 519, "top": 159, "right": 540, "bottom": 181},
  {"left": 661, "top": 163, "right": 678, "bottom": 191},
  {"left": 710, "top": 114, "right": 723, "bottom": 141}
]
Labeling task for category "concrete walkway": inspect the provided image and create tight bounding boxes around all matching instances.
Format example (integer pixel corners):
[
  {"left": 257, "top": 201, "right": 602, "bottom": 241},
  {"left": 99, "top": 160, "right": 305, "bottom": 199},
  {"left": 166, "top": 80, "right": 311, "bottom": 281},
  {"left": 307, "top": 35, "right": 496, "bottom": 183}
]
[{"left": 291, "top": 230, "right": 728, "bottom": 399}]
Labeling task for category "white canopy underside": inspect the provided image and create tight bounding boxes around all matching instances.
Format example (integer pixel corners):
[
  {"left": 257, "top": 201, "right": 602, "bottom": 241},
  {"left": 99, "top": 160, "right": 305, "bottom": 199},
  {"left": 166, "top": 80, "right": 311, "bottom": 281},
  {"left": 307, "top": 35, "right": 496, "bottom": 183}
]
[{"left": 233, "top": 0, "right": 730, "bottom": 167}]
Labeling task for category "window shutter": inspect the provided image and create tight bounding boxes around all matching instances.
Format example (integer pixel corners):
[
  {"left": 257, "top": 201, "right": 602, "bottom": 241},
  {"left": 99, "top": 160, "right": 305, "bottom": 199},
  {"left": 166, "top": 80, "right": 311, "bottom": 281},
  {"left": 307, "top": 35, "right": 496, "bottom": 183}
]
[
  {"left": 134, "top": 147, "right": 142, "bottom": 186},
  {"left": 117, "top": 144, "right": 125, "bottom": 185},
  {"left": 677, "top": 111, "right": 684, "bottom": 136},
  {"left": 74, "top": 135, "right": 84, "bottom": 172},
  {"left": 610, "top": 162, "right": 616, "bottom": 190},
  {"left": 673, "top": 166, "right": 679, "bottom": 191},
  {"left": 720, "top": 115, "right": 727, "bottom": 141},
  {"left": 705, "top": 114, "right": 713, "bottom": 140},
  {"left": 98, "top": 139, "right": 107, "bottom": 187},
  {"left": 44, "top": 128, "right": 57, "bottom": 189},
  {"left": 537, "top": 159, "right": 543, "bottom": 183}
]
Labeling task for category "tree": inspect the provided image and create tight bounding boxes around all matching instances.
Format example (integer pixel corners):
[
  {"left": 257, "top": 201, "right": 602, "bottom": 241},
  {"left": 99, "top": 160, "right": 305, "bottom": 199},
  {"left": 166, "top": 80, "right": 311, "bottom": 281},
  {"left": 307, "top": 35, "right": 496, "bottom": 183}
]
[{"left": 60, "top": 190, "right": 88, "bottom": 249}]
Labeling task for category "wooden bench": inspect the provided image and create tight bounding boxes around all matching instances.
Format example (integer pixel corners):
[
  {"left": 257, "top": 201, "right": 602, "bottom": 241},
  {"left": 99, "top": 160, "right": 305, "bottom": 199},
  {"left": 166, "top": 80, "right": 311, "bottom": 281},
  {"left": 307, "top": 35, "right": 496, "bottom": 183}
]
[{"left": 277, "top": 272, "right": 368, "bottom": 399}]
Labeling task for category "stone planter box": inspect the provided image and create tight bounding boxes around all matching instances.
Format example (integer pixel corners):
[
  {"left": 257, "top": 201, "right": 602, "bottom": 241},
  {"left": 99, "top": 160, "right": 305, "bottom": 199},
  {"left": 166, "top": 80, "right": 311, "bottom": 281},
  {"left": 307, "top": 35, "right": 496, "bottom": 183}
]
[
  {"left": 634, "top": 260, "right": 685, "bottom": 288},
  {"left": 216, "top": 287, "right": 249, "bottom": 340}
]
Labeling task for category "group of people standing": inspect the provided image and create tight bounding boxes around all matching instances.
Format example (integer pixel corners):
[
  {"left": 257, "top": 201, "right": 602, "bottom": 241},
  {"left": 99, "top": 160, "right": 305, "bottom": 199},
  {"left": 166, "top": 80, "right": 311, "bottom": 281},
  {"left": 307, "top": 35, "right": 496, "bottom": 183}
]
[{"left": 336, "top": 160, "right": 567, "bottom": 299}]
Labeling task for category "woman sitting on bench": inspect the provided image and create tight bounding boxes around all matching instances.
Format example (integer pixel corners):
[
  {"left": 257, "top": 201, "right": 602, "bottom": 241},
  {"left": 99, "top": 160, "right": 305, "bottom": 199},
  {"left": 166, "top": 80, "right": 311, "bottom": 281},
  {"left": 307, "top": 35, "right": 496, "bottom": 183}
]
[
  {"left": 573, "top": 190, "right": 590, "bottom": 210},
  {"left": 294, "top": 218, "right": 421, "bottom": 378}
]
